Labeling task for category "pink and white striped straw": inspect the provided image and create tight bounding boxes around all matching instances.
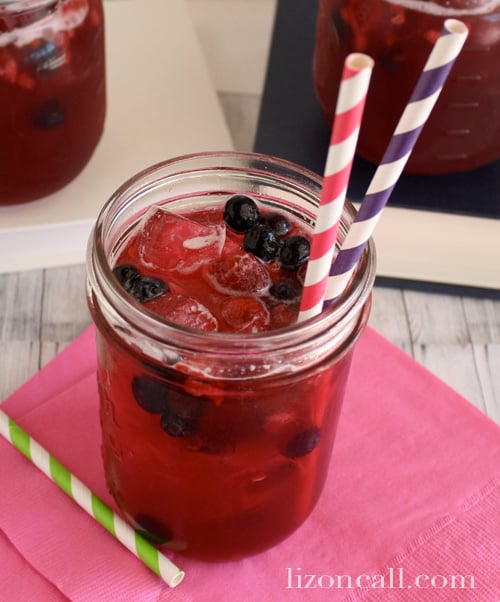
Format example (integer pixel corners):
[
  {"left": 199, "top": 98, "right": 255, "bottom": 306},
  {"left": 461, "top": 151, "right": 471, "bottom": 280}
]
[
  {"left": 323, "top": 19, "right": 469, "bottom": 305},
  {"left": 298, "top": 53, "right": 374, "bottom": 321}
]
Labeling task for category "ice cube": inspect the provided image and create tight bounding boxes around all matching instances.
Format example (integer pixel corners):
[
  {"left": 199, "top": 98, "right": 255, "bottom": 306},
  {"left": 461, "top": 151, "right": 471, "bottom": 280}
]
[
  {"left": 202, "top": 252, "right": 271, "bottom": 296},
  {"left": 137, "top": 207, "right": 225, "bottom": 274},
  {"left": 220, "top": 296, "right": 270, "bottom": 333},
  {"left": 145, "top": 293, "right": 218, "bottom": 332}
]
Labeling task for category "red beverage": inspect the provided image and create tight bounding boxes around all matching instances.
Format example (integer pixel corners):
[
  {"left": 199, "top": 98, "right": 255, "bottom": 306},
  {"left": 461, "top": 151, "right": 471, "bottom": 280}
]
[
  {"left": 113, "top": 203, "right": 312, "bottom": 332},
  {"left": 0, "top": 0, "right": 106, "bottom": 205},
  {"left": 314, "top": 0, "right": 500, "bottom": 174},
  {"left": 87, "top": 153, "right": 375, "bottom": 560}
]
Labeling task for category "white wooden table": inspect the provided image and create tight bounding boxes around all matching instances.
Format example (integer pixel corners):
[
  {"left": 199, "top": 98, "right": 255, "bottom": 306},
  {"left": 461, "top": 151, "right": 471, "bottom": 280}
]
[{"left": 1, "top": 1, "right": 499, "bottom": 426}]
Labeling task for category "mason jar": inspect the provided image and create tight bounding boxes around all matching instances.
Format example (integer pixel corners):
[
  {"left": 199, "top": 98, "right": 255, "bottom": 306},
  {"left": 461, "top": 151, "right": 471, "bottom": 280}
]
[
  {"left": 0, "top": 0, "right": 106, "bottom": 204},
  {"left": 86, "top": 151, "right": 376, "bottom": 561}
]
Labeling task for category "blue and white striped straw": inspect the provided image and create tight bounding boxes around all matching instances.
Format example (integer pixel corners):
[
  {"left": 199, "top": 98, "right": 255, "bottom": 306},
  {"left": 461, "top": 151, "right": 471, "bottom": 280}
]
[
  {"left": 324, "top": 19, "right": 469, "bottom": 305},
  {"left": 0, "top": 408, "right": 185, "bottom": 588}
]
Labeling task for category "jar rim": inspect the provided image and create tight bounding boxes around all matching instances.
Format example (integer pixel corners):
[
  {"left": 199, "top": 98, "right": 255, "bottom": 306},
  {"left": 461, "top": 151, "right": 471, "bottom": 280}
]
[
  {"left": 0, "top": 0, "right": 59, "bottom": 7},
  {"left": 88, "top": 151, "right": 376, "bottom": 353}
]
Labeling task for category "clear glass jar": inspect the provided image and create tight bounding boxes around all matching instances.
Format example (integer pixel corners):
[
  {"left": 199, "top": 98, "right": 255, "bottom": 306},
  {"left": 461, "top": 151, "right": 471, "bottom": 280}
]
[
  {"left": 314, "top": 0, "right": 500, "bottom": 174},
  {"left": 0, "top": 0, "right": 106, "bottom": 204},
  {"left": 86, "top": 151, "right": 375, "bottom": 561}
]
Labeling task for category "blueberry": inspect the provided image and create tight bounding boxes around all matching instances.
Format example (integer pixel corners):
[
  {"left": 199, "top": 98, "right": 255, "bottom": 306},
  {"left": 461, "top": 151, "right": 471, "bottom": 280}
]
[
  {"left": 262, "top": 212, "right": 291, "bottom": 237},
  {"left": 129, "top": 276, "right": 169, "bottom": 303},
  {"left": 135, "top": 513, "right": 173, "bottom": 544},
  {"left": 279, "top": 236, "right": 311, "bottom": 271},
  {"left": 28, "top": 40, "right": 64, "bottom": 72},
  {"left": 160, "top": 388, "right": 204, "bottom": 437},
  {"left": 223, "top": 195, "right": 260, "bottom": 233},
  {"left": 33, "top": 99, "right": 66, "bottom": 130},
  {"left": 113, "top": 264, "right": 141, "bottom": 293},
  {"left": 269, "top": 279, "right": 302, "bottom": 302},
  {"left": 113, "top": 264, "right": 169, "bottom": 303},
  {"left": 132, "top": 375, "right": 169, "bottom": 413},
  {"left": 282, "top": 426, "right": 321, "bottom": 458},
  {"left": 160, "top": 409, "right": 198, "bottom": 437},
  {"left": 163, "top": 388, "right": 205, "bottom": 420},
  {"left": 132, "top": 375, "right": 205, "bottom": 438},
  {"left": 132, "top": 375, "right": 205, "bottom": 419},
  {"left": 243, "top": 224, "right": 282, "bottom": 263}
]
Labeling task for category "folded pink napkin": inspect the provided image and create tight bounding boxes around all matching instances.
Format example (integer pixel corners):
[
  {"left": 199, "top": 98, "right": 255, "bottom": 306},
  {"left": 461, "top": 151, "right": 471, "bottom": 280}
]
[{"left": 1, "top": 326, "right": 499, "bottom": 601}]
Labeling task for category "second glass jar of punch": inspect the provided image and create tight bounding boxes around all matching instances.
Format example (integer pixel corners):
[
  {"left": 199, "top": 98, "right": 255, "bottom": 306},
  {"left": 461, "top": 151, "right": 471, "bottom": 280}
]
[
  {"left": 0, "top": 0, "right": 106, "bottom": 205},
  {"left": 313, "top": 0, "right": 500, "bottom": 175}
]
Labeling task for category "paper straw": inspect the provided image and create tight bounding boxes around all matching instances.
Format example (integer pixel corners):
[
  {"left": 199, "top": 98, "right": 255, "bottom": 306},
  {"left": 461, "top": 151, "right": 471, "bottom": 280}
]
[
  {"left": 323, "top": 19, "right": 468, "bottom": 305},
  {"left": 298, "top": 53, "right": 374, "bottom": 321},
  {"left": 0, "top": 408, "right": 185, "bottom": 588}
]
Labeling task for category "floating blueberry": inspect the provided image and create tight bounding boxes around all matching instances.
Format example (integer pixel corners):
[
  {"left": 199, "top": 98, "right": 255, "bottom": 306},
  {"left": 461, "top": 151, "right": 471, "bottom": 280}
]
[
  {"left": 262, "top": 212, "right": 291, "bottom": 237},
  {"left": 163, "top": 388, "right": 206, "bottom": 420},
  {"left": 112, "top": 263, "right": 169, "bottom": 303},
  {"left": 33, "top": 99, "right": 66, "bottom": 130},
  {"left": 282, "top": 426, "right": 321, "bottom": 458},
  {"left": 28, "top": 40, "right": 64, "bottom": 72},
  {"left": 243, "top": 224, "right": 282, "bottom": 263},
  {"left": 113, "top": 264, "right": 140, "bottom": 293},
  {"left": 269, "top": 279, "right": 302, "bottom": 302},
  {"left": 132, "top": 375, "right": 205, "bottom": 419},
  {"left": 279, "top": 236, "right": 311, "bottom": 271},
  {"left": 160, "top": 408, "right": 198, "bottom": 437},
  {"left": 223, "top": 195, "right": 260, "bottom": 233},
  {"left": 131, "top": 375, "right": 169, "bottom": 413},
  {"left": 132, "top": 375, "right": 205, "bottom": 438},
  {"left": 129, "top": 276, "right": 169, "bottom": 303}
]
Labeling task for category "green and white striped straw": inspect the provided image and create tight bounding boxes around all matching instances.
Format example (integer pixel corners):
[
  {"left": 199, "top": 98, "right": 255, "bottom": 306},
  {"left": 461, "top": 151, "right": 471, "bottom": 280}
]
[{"left": 0, "top": 408, "right": 185, "bottom": 588}]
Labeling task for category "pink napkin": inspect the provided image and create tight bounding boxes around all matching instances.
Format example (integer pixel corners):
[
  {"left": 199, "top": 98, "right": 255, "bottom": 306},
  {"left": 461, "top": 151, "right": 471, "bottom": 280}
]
[{"left": 1, "top": 325, "right": 499, "bottom": 601}]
